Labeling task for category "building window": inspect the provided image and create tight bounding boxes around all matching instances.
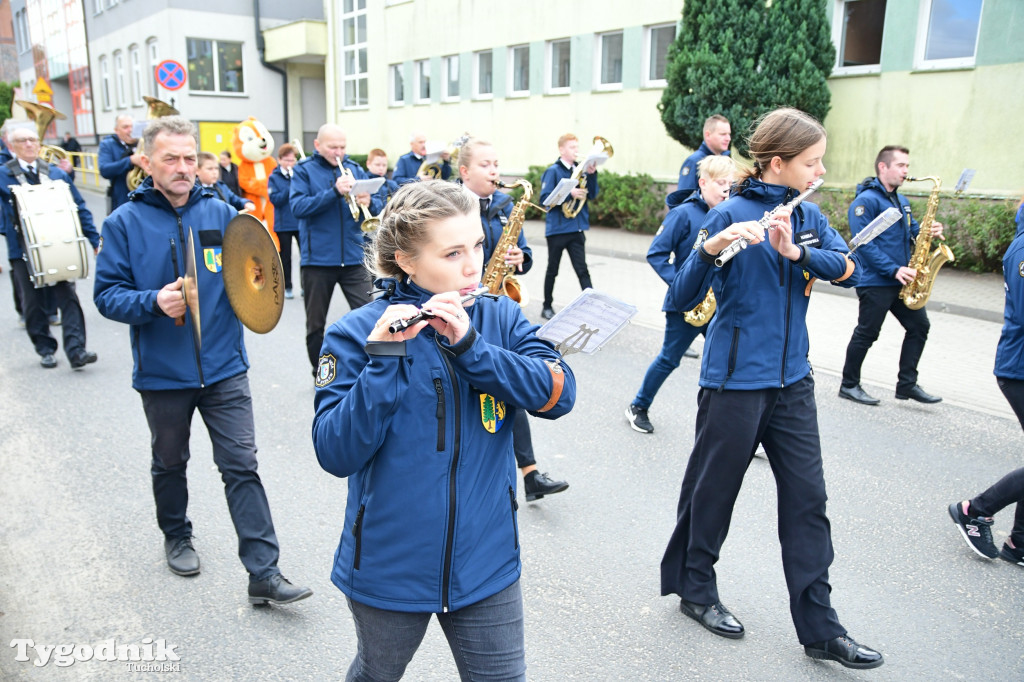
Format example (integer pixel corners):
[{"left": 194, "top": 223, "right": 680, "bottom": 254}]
[
  {"left": 147, "top": 39, "right": 160, "bottom": 97},
  {"left": 340, "top": 0, "right": 368, "bottom": 109},
  {"left": 547, "top": 39, "right": 570, "bottom": 93},
  {"left": 474, "top": 50, "right": 493, "bottom": 98},
  {"left": 508, "top": 45, "right": 529, "bottom": 97},
  {"left": 99, "top": 55, "right": 111, "bottom": 110},
  {"left": 93, "top": 0, "right": 103, "bottom": 14},
  {"left": 414, "top": 59, "right": 430, "bottom": 103},
  {"left": 596, "top": 31, "right": 623, "bottom": 89},
  {"left": 832, "top": 0, "right": 885, "bottom": 74},
  {"left": 644, "top": 23, "right": 676, "bottom": 86},
  {"left": 15, "top": 10, "right": 29, "bottom": 53},
  {"left": 442, "top": 55, "right": 460, "bottom": 101},
  {"left": 187, "top": 38, "right": 244, "bottom": 93},
  {"left": 389, "top": 64, "right": 404, "bottom": 105},
  {"left": 106, "top": 0, "right": 119, "bottom": 7},
  {"left": 915, "top": 0, "right": 983, "bottom": 69},
  {"left": 129, "top": 44, "right": 143, "bottom": 105},
  {"left": 113, "top": 50, "right": 126, "bottom": 107}
]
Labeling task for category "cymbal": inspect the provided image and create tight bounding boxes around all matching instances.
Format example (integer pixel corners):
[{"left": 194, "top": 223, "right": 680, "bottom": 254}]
[
  {"left": 222, "top": 214, "right": 284, "bottom": 334},
  {"left": 184, "top": 228, "right": 202, "bottom": 352}
]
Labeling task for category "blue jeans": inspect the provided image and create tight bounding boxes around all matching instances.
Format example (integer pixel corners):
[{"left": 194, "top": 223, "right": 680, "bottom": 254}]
[
  {"left": 633, "top": 312, "right": 705, "bottom": 409},
  {"left": 345, "top": 581, "right": 526, "bottom": 682}
]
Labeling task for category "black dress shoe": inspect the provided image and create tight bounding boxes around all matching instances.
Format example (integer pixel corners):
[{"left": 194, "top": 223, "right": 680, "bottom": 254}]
[
  {"left": 39, "top": 353, "right": 57, "bottom": 369},
  {"left": 541, "top": 306, "right": 555, "bottom": 320},
  {"left": 523, "top": 470, "right": 568, "bottom": 502},
  {"left": 164, "top": 537, "right": 200, "bottom": 576},
  {"left": 248, "top": 573, "right": 313, "bottom": 606},
  {"left": 838, "top": 384, "right": 880, "bottom": 405},
  {"left": 70, "top": 350, "right": 98, "bottom": 370},
  {"left": 679, "top": 599, "right": 745, "bottom": 639},
  {"left": 895, "top": 384, "right": 941, "bottom": 403},
  {"left": 804, "top": 635, "right": 884, "bottom": 669}
]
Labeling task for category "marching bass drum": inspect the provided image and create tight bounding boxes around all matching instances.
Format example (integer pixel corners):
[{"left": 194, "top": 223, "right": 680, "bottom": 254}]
[{"left": 12, "top": 183, "right": 90, "bottom": 288}]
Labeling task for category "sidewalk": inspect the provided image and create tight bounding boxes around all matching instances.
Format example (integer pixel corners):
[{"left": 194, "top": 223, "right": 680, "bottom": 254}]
[{"left": 521, "top": 220, "right": 1012, "bottom": 419}]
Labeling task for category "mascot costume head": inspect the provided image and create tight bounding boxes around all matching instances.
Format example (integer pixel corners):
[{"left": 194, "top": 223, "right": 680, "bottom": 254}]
[{"left": 232, "top": 117, "right": 279, "bottom": 248}]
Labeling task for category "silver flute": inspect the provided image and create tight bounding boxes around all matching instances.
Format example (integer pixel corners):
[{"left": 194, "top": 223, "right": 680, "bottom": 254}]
[
  {"left": 714, "top": 179, "right": 824, "bottom": 267},
  {"left": 387, "top": 287, "right": 489, "bottom": 334}
]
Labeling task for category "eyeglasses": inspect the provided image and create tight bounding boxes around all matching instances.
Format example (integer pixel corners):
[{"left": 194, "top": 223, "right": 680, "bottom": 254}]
[{"left": 11, "top": 137, "right": 39, "bottom": 144}]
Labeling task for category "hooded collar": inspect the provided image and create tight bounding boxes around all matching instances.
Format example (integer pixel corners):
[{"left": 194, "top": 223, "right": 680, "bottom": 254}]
[
  {"left": 736, "top": 177, "right": 802, "bottom": 204},
  {"left": 374, "top": 276, "right": 435, "bottom": 306},
  {"left": 666, "top": 187, "right": 711, "bottom": 211}
]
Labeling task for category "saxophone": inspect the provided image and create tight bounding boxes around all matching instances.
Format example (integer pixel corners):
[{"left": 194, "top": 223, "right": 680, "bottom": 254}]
[
  {"left": 684, "top": 289, "right": 715, "bottom": 326},
  {"left": 899, "top": 176, "right": 954, "bottom": 310},
  {"left": 481, "top": 179, "right": 538, "bottom": 306}
]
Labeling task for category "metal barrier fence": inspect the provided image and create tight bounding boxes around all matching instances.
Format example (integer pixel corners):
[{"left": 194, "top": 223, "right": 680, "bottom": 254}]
[{"left": 66, "top": 151, "right": 101, "bottom": 188}]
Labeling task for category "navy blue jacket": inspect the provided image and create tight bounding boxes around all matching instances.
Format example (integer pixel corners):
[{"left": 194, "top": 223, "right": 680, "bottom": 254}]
[
  {"left": 98, "top": 134, "right": 135, "bottom": 210},
  {"left": 267, "top": 166, "right": 297, "bottom": 232},
  {"left": 313, "top": 277, "right": 575, "bottom": 612},
  {"left": 0, "top": 161, "right": 99, "bottom": 261},
  {"left": 847, "top": 176, "right": 920, "bottom": 287},
  {"left": 481, "top": 190, "right": 533, "bottom": 275},
  {"left": 290, "top": 153, "right": 383, "bottom": 267},
  {"left": 94, "top": 180, "right": 248, "bottom": 391},
  {"left": 995, "top": 205, "right": 1024, "bottom": 380},
  {"left": 671, "top": 178, "right": 859, "bottom": 390},
  {"left": 676, "top": 142, "right": 731, "bottom": 197},
  {"left": 540, "top": 159, "right": 599, "bottom": 237},
  {"left": 392, "top": 151, "right": 451, "bottom": 185},
  {"left": 648, "top": 190, "right": 710, "bottom": 313},
  {"left": 201, "top": 179, "right": 249, "bottom": 212}
]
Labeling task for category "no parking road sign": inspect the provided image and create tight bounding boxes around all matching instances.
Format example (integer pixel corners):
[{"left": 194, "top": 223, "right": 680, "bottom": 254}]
[{"left": 155, "top": 60, "right": 187, "bottom": 91}]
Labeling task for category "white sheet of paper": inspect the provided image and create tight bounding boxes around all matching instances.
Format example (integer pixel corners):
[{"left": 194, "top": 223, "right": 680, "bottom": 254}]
[
  {"left": 582, "top": 151, "right": 609, "bottom": 171},
  {"left": 349, "top": 177, "right": 385, "bottom": 195},
  {"left": 536, "top": 289, "right": 637, "bottom": 355},
  {"left": 543, "top": 178, "right": 578, "bottom": 207},
  {"left": 954, "top": 168, "right": 976, "bottom": 193}
]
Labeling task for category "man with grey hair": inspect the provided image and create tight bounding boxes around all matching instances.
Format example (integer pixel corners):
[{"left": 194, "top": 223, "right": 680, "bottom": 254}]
[
  {"left": 392, "top": 130, "right": 451, "bottom": 185},
  {"left": 94, "top": 116, "right": 313, "bottom": 607},
  {"left": 98, "top": 114, "right": 141, "bottom": 211}
]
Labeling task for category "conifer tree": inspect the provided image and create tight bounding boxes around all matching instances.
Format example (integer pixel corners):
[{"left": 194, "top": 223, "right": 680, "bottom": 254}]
[{"left": 761, "top": 0, "right": 835, "bottom": 125}]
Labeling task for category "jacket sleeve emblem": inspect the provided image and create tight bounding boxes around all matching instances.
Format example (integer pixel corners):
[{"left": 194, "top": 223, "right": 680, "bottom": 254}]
[
  {"left": 203, "top": 248, "right": 222, "bottom": 273},
  {"left": 479, "top": 393, "right": 506, "bottom": 434},
  {"left": 315, "top": 353, "right": 337, "bottom": 388},
  {"left": 853, "top": 205, "right": 865, "bottom": 217}
]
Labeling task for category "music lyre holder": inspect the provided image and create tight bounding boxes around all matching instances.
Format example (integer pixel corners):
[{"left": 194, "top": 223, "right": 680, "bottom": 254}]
[{"left": 554, "top": 324, "right": 600, "bottom": 361}]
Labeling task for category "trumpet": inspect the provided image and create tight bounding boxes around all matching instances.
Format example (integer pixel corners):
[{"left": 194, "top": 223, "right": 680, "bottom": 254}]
[
  {"left": 337, "top": 159, "right": 360, "bottom": 220},
  {"left": 563, "top": 136, "right": 613, "bottom": 219}
]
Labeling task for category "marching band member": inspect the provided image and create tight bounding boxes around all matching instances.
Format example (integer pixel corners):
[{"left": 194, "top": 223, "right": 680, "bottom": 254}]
[
  {"left": 838, "top": 145, "right": 944, "bottom": 406},
  {"left": 660, "top": 108, "right": 883, "bottom": 669},
  {"left": 313, "top": 180, "right": 576, "bottom": 681},
  {"left": 675, "top": 114, "right": 732, "bottom": 198},
  {"left": 196, "top": 151, "right": 254, "bottom": 212},
  {"left": 268, "top": 143, "right": 300, "bottom": 300},
  {"left": 459, "top": 138, "right": 569, "bottom": 502},
  {"left": 98, "top": 114, "right": 141, "bottom": 212},
  {"left": 538, "top": 133, "right": 598, "bottom": 320},
  {"left": 290, "top": 123, "right": 382, "bottom": 370},
  {"left": 94, "top": 116, "right": 312, "bottom": 606},
  {"left": 625, "top": 154, "right": 735, "bottom": 434},
  {"left": 0, "top": 123, "right": 99, "bottom": 370},
  {"left": 392, "top": 132, "right": 451, "bottom": 185},
  {"left": 366, "top": 147, "right": 399, "bottom": 203},
  {"left": 219, "top": 149, "right": 241, "bottom": 195}
]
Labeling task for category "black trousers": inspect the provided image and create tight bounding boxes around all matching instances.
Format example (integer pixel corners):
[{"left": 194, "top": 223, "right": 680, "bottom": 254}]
[
  {"left": 278, "top": 231, "right": 297, "bottom": 291},
  {"left": 9, "top": 265, "right": 23, "bottom": 315},
  {"left": 139, "top": 373, "right": 281, "bottom": 580},
  {"left": 842, "top": 285, "right": 930, "bottom": 392},
  {"left": 660, "top": 376, "right": 845, "bottom": 644},
  {"left": 543, "top": 231, "right": 591, "bottom": 308},
  {"left": 971, "top": 378, "right": 1024, "bottom": 546},
  {"left": 301, "top": 264, "right": 372, "bottom": 367},
  {"left": 512, "top": 409, "right": 535, "bottom": 469},
  {"left": 11, "top": 258, "right": 85, "bottom": 359}
]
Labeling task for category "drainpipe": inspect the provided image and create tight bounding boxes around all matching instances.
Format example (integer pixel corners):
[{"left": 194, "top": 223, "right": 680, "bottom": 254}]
[{"left": 253, "top": 0, "right": 288, "bottom": 140}]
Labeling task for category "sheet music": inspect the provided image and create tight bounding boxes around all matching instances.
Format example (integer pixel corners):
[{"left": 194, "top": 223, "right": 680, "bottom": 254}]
[
  {"left": 131, "top": 121, "right": 147, "bottom": 139},
  {"left": 582, "top": 151, "right": 609, "bottom": 171},
  {"left": 349, "top": 177, "right": 386, "bottom": 195},
  {"left": 542, "top": 178, "right": 578, "bottom": 207},
  {"left": 537, "top": 288, "right": 637, "bottom": 355},
  {"left": 954, "top": 168, "right": 976, "bottom": 193}
]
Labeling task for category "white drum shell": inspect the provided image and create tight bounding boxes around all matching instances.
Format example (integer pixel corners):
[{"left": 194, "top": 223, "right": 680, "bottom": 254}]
[{"left": 12, "top": 183, "right": 89, "bottom": 288}]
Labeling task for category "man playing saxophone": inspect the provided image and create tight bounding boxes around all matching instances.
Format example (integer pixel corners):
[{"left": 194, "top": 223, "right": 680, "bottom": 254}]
[{"left": 839, "top": 145, "right": 944, "bottom": 406}]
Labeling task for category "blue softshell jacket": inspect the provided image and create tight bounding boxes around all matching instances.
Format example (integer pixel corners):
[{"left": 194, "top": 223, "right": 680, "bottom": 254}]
[
  {"left": 93, "top": 180, "right": 249, "bottom": 391},
  {"left": 392, "top": 151, "right": 451, "bottom": 185},
  {"left": 312, "top": 278, "right": 576, "bottom": 613},
  {"left": 847, "top": 176, "right": 920, "bottom": 287},
  {"left": 481, "top": 189, "right": 533, "bottom": 275},
  {"left": 98, "top": 134, "right": 135, "bottom": 210},
  {"left": 290, "top": 153, "right": 383, "bottom": 267},
  {"left": 648, "top": 189, "right": 710, "bottom": 313},
  {"left": 539, "top": 159, "right": 598, "bottom": 237},
  {"left": 202, "top": 179, "right": 248, "bottom": 212},
  {"left": 675, "top": 142, "right": 731, "bottom": 197},
  {"left": 268, "top": 167, "right": 297, "bottom": 232},
  {"left": 0, "top": 162, "right": 99, "bottom": 260},
  {"left": 671, "top": 178, "right": 860, "bottom": 390},
  {"left": 995, "top": 205, "right": 1024, "bottom": 380}
]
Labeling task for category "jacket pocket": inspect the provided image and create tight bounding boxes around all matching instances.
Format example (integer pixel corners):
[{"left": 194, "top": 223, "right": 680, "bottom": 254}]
[
  {"left": 132, "top": 326, "right": 143, "bottom": 373},
  {"left": 352, "top": 504, "right": 365, "bottom": 571},
  {"left": 433, "top": 376, "right": 445, "bottom": 451},
  {"left": 719, "top": 326, "right": 741, "bottom": 391},
  {"left": 508, "top": 486, "right": 519, "bottom": 550}
]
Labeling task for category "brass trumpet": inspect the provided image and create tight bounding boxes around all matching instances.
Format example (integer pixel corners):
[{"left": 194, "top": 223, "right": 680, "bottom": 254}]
[
  {"left": 563, "top": 136, "right": 613, "bottom": 219},
  {"left": 337, "top": 158, "right": 379, "bottom": 231}
]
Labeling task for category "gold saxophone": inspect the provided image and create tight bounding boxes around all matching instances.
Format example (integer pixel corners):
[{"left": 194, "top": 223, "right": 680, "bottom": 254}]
[
  {"left": 899, "top": 176, "right": 954, "bottom": 310},
  {"left": 684, "top": 289, "right": 716, "bottom": 326},
  {"left": 563, "top": 136, "right": 613, "bottom": 219},
  {"left": 482, "top": 179, "right": 546, "bottom": 306}
]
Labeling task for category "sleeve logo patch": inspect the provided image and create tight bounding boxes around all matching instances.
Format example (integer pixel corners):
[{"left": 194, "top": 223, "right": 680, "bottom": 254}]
[
  {"left": 203, "top": 248, "right": 222, "bottom": 273},
  {"left": 315, "top": 353, "right": 337, "bottom": 388},
  {"left": 853, "top": 205, "right": 865, "bottom": 217},
  {"left": 1019, "top": 261, "right": 1024, "bottom": 278},
  {"left": 693, "top": 229, "right": 709, "bottom": 250},
  {"left": 681, "top": 166, "right": 691, "bottom": 176}
]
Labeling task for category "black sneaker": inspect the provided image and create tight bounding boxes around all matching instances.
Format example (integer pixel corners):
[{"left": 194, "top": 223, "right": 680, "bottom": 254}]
[
  {"left": 625, "top": 404, "right": 654, "bottom": 433},
  {"left": 999, "top": 542, "right": 1024, "bottom": 567},
  {"left": 948, "top": 501, "right": 998, "bottom": 559}
]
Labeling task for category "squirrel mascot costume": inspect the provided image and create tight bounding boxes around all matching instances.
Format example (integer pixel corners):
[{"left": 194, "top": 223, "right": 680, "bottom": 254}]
[{"left": 232, "top": 117, "right": 279, "bottom": 248}]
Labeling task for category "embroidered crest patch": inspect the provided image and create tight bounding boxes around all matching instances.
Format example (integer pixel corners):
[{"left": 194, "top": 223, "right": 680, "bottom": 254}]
[
  {"left": 203, "top": 247, "right": 222, "bottom": 273},
  {"left": 97, "top": 236, "right": 103, "bottom": 255},
  {"left": 681, "top": 166, "right": 691, "bottom": 176},
  {"left": 1019, "top": 261, "right": 1024, "bottom": 278},
  {"left": 693, "top": 229, "right": 709, "bottom": 250},
  {"left": 315, "top": 354, "right": 337, "bottom": 388},
  {"left": 853, "top": 205, "right": 865, "bottom": 217},
  {"left": 479, "top": 394, "right": 506, "bottom": 434}
]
